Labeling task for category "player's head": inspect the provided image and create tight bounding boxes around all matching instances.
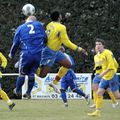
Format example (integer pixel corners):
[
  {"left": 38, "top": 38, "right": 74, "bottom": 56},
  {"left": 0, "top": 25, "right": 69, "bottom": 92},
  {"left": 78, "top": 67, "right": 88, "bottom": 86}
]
[
  {"left": 26, "top": 15, "right": 37, "bottom": 22},
  {"left": 50, "top": 10, "right": 62, "bottom": 22},
  {"left": 95, "top": 38, "right": 105, "bottom": 53},
  {"left": 95, "top": 38, "right": 105, "bottom": 46}
]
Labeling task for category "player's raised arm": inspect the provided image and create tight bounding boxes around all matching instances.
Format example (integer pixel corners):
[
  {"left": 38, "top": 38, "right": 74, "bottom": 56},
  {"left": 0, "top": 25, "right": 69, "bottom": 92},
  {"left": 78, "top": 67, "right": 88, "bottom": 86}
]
[{"left": 60, "top": 26, "right": 87, "bottom": 55}]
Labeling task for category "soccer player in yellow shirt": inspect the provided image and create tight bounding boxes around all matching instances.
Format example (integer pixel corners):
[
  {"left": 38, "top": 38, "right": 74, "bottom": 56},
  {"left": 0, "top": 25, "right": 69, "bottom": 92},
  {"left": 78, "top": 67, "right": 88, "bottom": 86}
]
[
  {"left": 90, "top": 45, "right": 118, "bottom": 108},
  {"left": 0, "top": 52, "right": 15, "bottom": 110},
  {"left": 39, "top": 11, "right": 87, "bottom": 92},
  {"left": 88, "top": 38, "right": 119, "bottom": 117}
]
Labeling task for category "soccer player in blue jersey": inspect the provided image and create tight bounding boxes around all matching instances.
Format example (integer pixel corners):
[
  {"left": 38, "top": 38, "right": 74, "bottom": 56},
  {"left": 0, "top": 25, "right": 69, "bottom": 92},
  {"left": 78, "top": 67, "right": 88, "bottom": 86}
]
[
  {"left": 39, "top": 11, "right": 87, "bottom": 91},
  {"left": 59, "top": 48, "right": 90, "bottom": 107},
  {"left": 9, "top": 15, "right": 47, "bottom": 99}
]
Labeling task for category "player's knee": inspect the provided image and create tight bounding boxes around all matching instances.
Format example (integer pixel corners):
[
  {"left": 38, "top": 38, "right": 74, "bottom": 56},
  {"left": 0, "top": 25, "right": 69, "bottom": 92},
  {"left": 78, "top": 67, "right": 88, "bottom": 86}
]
[
  {"left": 39, "top": 74, "right": 47, "bottom": 78},
  {"left": 68, "top": 62, "right": 72, "bottom": 68},
  {"left": 92, "top": 87, "right": 98, "bottom": 91},
  {"left": 92, "top": 85, "right": 98, "bottom": 91},
  {"left": 97, "top": 90, "right": 104, "bottom": 96},
  {"left": 39, "top": 69, "right": 47, "bottom": 78},
  {"left": 60, "top": 89, "right": 66, "bottom": 93},
  {"left": 59, "top": 57, "right": 72, "bottom": 68},
  {"left": 113, "top": 91, "right": 120, "bottom": 99},
  {"left": 39, "top": 66, "right": 51, "bottom": 78},
  {"left": 65, "top": 62, "right": 71, "bottom": 68},
  {"left": 106, "top": 88, "right": 111, "bottom": 92}
]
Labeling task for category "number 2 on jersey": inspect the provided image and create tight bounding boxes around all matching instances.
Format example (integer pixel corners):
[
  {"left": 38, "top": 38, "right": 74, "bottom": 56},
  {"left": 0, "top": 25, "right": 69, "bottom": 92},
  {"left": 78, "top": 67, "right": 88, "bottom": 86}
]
[{"left": 27, "top": 24, "right": 35, "bottom": 34}]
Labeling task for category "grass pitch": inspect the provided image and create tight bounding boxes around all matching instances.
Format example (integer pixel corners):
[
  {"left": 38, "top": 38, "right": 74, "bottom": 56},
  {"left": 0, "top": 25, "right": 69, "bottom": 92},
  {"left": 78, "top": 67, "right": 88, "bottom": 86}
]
[{"left": 0, "top": 99, "right": 120, "bottom": 120}]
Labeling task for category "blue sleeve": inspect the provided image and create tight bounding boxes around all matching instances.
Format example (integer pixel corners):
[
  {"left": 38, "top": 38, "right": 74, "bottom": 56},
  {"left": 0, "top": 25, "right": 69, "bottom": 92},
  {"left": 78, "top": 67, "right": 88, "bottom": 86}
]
[
  {"left": 9, "top": 27, "right": 21, "bottom": 57},
  {"left": 39, "top": 22, "right": 47, "bottom": 42}
]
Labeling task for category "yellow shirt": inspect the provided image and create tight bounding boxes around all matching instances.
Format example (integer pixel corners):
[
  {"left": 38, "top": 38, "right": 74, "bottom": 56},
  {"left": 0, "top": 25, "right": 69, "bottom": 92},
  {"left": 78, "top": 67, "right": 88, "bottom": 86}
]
[
  {"left": 46, "top": 22, "right": 78, "bottom": 51},
  {"left": 0, "top": 52, "right": 7, "bottom": 68},
  {"left": 94, "top": 53, "right": 102, "bottom": 74},
  {"left": 98, "top": 49, "right": 118, "bottom": 80}
]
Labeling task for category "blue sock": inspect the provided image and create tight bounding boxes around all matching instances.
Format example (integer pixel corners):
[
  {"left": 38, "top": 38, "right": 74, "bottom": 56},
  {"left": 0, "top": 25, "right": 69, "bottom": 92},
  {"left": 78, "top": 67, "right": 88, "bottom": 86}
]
[
  {"left": 74, "top": 89, "right": 85, "bottom": 97},
  {"left": 26, "top": 75, "right": 35, "bottom": 95},
  {"left": 16, "top": 76, "right": 25, "bottom": 93},
  {"left": 61, "top": 91, "right": 67, "bottom": 103}
]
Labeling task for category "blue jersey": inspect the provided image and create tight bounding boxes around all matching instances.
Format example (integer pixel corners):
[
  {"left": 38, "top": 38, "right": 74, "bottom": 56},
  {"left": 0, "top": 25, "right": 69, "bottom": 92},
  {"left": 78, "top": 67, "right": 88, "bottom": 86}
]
[{"left": 10, "top": 21, "right": 47, "bottom": 57}]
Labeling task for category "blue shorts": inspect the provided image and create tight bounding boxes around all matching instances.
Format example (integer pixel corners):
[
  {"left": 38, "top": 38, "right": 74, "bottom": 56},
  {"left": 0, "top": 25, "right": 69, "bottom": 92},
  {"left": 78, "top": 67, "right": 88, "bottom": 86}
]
[
  {"left": 99, "top": 74, "right": 119, "bottom": 92},
  {"left": 19, "top": 51, "right": 41, "bottom": 76},
  {"left": 40, "top": 46, "right": 67, "bottom": 67},
  {"left": 61, "top": 69, "right": 77, "bottom": 91},
  {"left": 93, "top": 74, "right": 101, "bottom": 84}
]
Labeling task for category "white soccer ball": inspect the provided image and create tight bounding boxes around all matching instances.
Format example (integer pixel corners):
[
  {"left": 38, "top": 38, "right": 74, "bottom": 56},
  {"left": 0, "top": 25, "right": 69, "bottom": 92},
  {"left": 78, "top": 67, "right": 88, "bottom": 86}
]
[
  {"left": 22, "top": 4, "right": 35, "bottom": 16},
  {"left": 65, "top": 12, "right": 71, "bottom": 18}
]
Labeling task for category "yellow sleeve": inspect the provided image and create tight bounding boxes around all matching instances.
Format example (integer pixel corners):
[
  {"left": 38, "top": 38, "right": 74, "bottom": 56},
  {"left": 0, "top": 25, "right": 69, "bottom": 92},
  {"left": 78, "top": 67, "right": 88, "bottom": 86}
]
[
  {"left": 0, "top": 52, "right": 7, "bottom": 68},
  {"left": 60, "top": 26, "right": 82, "bottom": 51},
  {"left": 106, "top": 52, "right": 115, "bottom": 70},
  {"left": 93, "top": 56, "right": 96, "bottom": 70}
]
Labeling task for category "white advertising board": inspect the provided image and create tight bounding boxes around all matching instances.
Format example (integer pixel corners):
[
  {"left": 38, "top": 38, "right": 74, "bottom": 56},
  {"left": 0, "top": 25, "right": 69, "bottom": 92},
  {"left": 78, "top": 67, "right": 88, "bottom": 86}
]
[{"left": 22, "top": 73, "right": 92, "bottom": 99}]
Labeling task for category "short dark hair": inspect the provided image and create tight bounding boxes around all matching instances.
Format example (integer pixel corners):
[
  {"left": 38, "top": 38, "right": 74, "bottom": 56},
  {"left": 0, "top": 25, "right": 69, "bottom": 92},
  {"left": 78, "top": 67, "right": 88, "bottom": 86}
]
[
  {"left": 50, "top": 11, "right": 60, "bottom": 21},
  {"left": 95, "top": 38, "right": 105, "bottom": 46}
]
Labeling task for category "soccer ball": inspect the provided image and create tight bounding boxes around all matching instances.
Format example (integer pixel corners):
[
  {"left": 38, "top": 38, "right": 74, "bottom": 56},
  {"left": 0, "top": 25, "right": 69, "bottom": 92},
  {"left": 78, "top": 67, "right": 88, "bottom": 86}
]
[
  {"left": 65, "top": 12, "right": 71, "bottom": 18},
  {"left": 22, "top": 4, "right": 35, "bottom": 16}
]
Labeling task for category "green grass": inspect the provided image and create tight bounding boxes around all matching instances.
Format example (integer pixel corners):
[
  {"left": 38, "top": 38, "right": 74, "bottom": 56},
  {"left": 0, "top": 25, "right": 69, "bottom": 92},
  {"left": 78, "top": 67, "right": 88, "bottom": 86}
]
[{"left": 0, "top": 99, "right": 120, "bottom": 120}]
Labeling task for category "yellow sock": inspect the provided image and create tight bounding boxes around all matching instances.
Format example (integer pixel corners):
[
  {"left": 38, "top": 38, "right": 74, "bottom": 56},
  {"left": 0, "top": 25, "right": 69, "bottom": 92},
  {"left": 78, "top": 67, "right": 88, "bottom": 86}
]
[
  {"left": 96, "top": 96, "right": 103, "bottom": 109},
  {"left": 36, "top": 67, "right": 41, "bottom": 76},
  {"left": 53, "top": 79, "right": 59, "bottom": 85},
  {"left": 0, "top": 89, "right": 12, "bottom": 105},
  {"left": 57, "top": 67, "right": 69, "bottom": 78},
  {"left": 108, "top": 91, "right": 116, "bottom": 103},
  {"left": 93, "top": 91, "right": 97, "bottom": 104},
  {"left": 53, "top": 66, "right": 69, "bottom": 84}
]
